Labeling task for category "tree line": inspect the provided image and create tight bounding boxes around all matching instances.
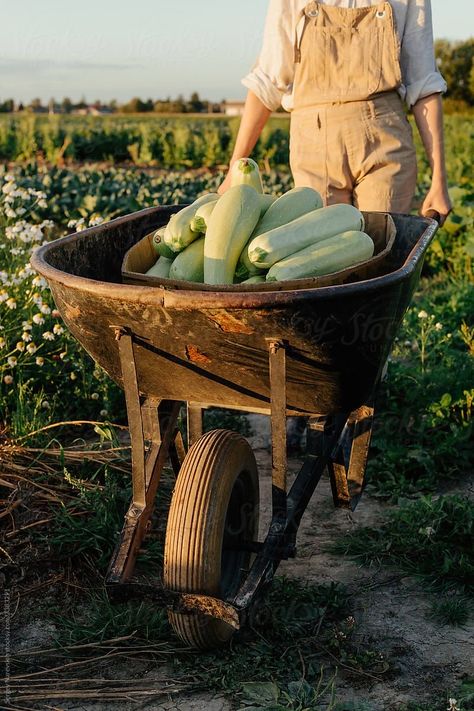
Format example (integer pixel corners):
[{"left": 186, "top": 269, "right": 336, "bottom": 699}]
[{"left": 0, "top": 93, "right": 224, "bottom": 114}]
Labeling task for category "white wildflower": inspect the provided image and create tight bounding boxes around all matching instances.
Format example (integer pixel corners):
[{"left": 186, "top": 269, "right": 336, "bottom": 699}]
[
  {"left": 6, "top": 298, "right": 17, "bottom": 310},
  {"left": 41, "top": 400, "right": 50, "bottom": 409},
  {"left": 16, "top": 341, "right": 25, "bottom": 352},
  {"left": 40, "top": 304, "right": 51, "bottom": 315},
  {"left": 59, "top": 351, "right": 67, "bottom": 360},
  {"left": 2, "top": 181, "right": 16, "bottom": 195},
  {"left": 0, "top": 337, "right": 6, "bottom": 349},
  {"left": 3, "top": 374, "right": 14, "bottom": 385},
  {"left": 447, "top": 700, "right": 459, "bottom": 711},
  {"left": 89, "top": 215, "right": 104, "bottom": 226},
  {"left": 91, "top": 392, "right": 99, "bottom": 400},
  {"left": 53, "top": 324, "right": 64, "bottom": 335},
  {"left": 42, "top": 331, "right": 55, "bottom": 341},
  {"left": 22, "top": 321, "right": 32, "bottom": 330},
  {"left": 32, "top": 314, "right": 45, "bottom": 325},
  {"left": 26, "top": 343, "right": 37, "bottom": 354},
  {"left": 21, "top": 331, "right": 32, "bottom": 342},
  {"left": 100, "top": 409, "right": 108, "bottom": 417},
  {"left": 7, "top": 356, "right": 17, "bottom": 367},
  {"left": 52, "top": 309, "right": 61, "bottom": 318},
  {"left": 0, "top": 291, "right": 9, "bottom": 302},
  {"left": 32, "top": 275, "right": 47, "bottom": 288},
  {"left": 420, "top": 526, "right": 435, "bottom": 538},
  {"left": 418, "top": 310, "right": 428, "bottom": 319},
  {"left": 36, "top": 356, "right": 44, "bottom": 366}
]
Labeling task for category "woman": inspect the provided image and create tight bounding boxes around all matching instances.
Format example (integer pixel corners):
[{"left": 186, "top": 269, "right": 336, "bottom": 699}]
[{"left": 219, "top": 0, "right": 452, "bottom": 224}]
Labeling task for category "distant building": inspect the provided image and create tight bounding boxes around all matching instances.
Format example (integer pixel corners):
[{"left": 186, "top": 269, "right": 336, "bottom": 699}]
[
  {"left": 223, "top": 100, "right": 246, "bottom": 117},
  {"left": 73, "top": 104, "right": 114, "bottom": 116}
]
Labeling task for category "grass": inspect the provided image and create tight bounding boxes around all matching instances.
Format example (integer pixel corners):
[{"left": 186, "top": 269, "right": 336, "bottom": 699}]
[
  {"left": 41, "top": 574, "right": 393, "bottom": 707},
  {"left": 429, "top": 594, "right": 471, "bottom": 626},
  {"left": 331, "top": 494, "right": 474, "bottom": 604}
]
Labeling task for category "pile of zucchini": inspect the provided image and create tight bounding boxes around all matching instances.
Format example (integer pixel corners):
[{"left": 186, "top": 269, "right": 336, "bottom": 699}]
[{"left": 147, "top": 158, "right": 374, "bottom": 285}]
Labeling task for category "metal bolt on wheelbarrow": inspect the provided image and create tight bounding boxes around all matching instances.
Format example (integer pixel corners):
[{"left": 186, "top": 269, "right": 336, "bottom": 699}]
[{"left": 31, "top": 206, "right": 439, "bottom": 649}]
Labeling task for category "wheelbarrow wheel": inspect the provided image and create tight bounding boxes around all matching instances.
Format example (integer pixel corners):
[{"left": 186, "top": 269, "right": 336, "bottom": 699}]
[{"left": 164, "top": 429, "right": 259, "bottom": 649}]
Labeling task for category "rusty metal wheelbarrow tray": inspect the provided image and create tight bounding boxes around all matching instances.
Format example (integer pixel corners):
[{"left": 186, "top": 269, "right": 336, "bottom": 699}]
[{"left": 31, "top": 206, "right": 438, "bottom": 646}]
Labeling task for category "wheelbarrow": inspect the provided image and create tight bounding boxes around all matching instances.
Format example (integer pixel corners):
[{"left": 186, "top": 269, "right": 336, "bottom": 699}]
[{"left": 31, "top": 206, "right": 439, "bottom": 649}]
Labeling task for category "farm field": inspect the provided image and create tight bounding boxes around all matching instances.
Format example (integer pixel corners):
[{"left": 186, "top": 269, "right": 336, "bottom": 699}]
[{"left": 0, "top": 114, "right": 473, "bottom": 710}]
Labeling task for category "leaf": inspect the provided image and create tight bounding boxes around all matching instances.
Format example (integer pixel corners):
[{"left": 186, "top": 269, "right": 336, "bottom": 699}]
[
  {"left": 443, "top": 213, "right": 464, "bottom": 235},
  {"left": 240, "top": 682, "right": 280, "bottom": 706},
  {"left": 441, "top": 393, "right": 453, "bottom": 408},
  {"left": 287, "top": 679, "right": 315, "bottom": 702},
  {"left": 465, "top": 236, "right": 474, "bottom": 258}
]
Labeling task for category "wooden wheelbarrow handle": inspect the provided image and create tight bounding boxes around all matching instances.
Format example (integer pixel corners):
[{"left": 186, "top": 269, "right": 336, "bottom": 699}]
[{"left": 424, "top": 209, "right": 441, "bottom": 224}]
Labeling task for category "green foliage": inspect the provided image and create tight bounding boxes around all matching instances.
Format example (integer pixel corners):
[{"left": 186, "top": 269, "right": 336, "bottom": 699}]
[
  {"left": 46, "top": 464, "right": 132, "bottom": 570},
  {"left": 0, "top": 114, "right": 291, "bottom": 168},
  {"left": 331, "top": 495, "right": 474, "bottom": 598},
  {"left": 435, "top": 39, "right": 474, "bottom": 105},
  {"left": 367, "top": 273, "right": 473, "bottom": 499}
]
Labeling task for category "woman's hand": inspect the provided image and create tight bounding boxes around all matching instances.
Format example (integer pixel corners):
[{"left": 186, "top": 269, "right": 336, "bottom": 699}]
[
  {"left": 420, "top": 182, "right": 452, "bottom": 226},
  {"left": 218, "top": 167, "right": 233, "bottom": 195}
]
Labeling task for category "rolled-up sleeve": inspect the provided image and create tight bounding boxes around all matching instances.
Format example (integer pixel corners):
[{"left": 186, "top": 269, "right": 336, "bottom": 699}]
[
  {"left": 400, "top": 0, "right": 447, "bottom": 107},
  {"left": 241, "top": 0, "right": 295, "bottom": 112}
]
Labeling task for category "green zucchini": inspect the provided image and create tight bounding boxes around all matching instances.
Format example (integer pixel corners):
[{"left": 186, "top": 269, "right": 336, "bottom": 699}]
[
  {"left": 266, "top": 230, "right": 374, "bottom": 282},
  {"left": 204, "top": 184, "right": 262, "bottom": 285},
  {"left": 238, "top": 186, "right": 323, "bottom": 276},
  {"left": 248, "top": 203, "right": 365, "bottom": 269},
  {"left": 163, "top": 193, "right": 219, "bottom": 252},
  {"left": 145, "top": 256, "right": 174, "bottom": 278},
  {"left": 152, "top": 229, "right": 176, "bottom": 259},
  {"left": 190, "top": 197, "right": 220, "bottom": 234},
  {"left": 241, "top": 275, "right": 266, "bottom": 284},
  {"left": 230, "top": 158, "right": 264, "bottom": 193},
  {"left": 259, "top": 194, "right": 278, "bottom": 216},
  {"left": 169, "top": 237, "right": 205, "bottom": 282}
]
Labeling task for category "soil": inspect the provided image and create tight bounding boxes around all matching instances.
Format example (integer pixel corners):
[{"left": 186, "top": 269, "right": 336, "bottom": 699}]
[{"left": 2, "top": 415, "right": 473, "bottom": 711}]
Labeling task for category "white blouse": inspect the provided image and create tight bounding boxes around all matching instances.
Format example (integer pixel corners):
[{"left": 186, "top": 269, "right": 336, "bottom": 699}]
[{"left": 242, "top": 0, "right": 447, "bottom": 111}]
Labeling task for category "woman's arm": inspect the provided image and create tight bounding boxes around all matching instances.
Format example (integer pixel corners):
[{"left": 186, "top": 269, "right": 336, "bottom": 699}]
[
  {"left": 218, "top": 91, "right": 272, "bottom": 194},
  {"left": 412, "top": 93, "right": 452, "bottom": 225}
]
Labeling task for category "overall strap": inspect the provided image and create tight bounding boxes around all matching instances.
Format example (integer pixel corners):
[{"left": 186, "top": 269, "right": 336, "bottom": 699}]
[{"left": 294, "top": 2, "right": 320, "bottom": 63}]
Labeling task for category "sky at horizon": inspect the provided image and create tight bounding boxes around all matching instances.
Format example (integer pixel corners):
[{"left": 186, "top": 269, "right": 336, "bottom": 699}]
[{"left": 0, "top": 1, "right": 472, "bottom": 104}]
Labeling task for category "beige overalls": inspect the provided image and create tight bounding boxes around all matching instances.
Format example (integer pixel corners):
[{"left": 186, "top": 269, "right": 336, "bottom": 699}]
[{"left": 290, "top": 1, "right": 418, "bottom": 212}]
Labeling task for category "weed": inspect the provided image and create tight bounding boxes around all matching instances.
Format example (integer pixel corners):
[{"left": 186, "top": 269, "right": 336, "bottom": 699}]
[
  {"left": 429, "top": 593, "right": 471, "bottom": 626},
  {"left": 45, "top": 464, "right": 132, "bottom": 571},
  {"left": 237, "top": 672, "right": 337, "bottom": 710},
  {"left": 57, "top": 590, "right": 170, "bottom": 645}
]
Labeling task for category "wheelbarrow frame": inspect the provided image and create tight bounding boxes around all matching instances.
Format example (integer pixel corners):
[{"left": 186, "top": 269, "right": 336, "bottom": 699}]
[{"left": 31, "top": 206, "right": 438, "bottom": 634}]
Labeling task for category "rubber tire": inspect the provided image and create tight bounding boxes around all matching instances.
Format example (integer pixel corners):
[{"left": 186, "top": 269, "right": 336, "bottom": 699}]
[{"left": 164, "top": 429, "right": 259, "bottom": 649}]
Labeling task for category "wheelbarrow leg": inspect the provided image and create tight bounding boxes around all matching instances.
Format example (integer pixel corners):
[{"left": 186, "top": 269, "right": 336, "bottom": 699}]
[
  {"left": 328, "top": 401, "right": 375, "bottom": 511},
  {"left": 187, "top": 402, "right": 203, "bottom": 447},
  {"left": 268, "top": 340, "right": 288, "bottom": 536},
  {"left": 107, "top": 328, "right": 181, "bottom": 585}
]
